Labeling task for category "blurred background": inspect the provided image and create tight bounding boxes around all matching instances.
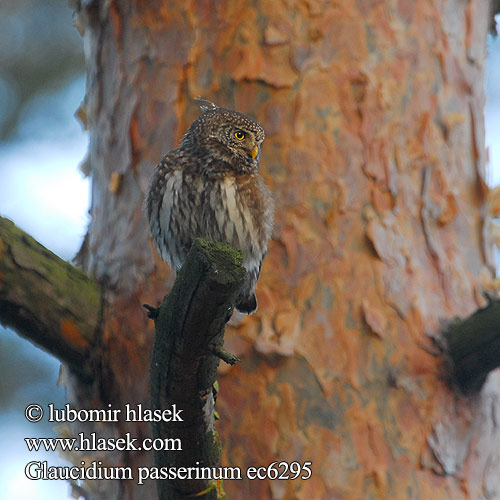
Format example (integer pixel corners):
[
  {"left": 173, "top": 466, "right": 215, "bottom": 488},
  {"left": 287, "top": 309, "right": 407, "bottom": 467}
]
[
  {"left": 0, "top": 1, "right": 498, "bottom": 499},
  {"left": 0, "top": 1, "right": 87, "bottom": 498}
]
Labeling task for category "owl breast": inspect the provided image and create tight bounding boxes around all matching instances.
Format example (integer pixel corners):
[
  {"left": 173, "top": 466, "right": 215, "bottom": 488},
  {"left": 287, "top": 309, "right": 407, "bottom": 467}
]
[
  {"left": 210, "top": 176, "right": 263, "bottom": 272},
  {"left": 154, "top": 169, "right": 272, "bottom": 274}
]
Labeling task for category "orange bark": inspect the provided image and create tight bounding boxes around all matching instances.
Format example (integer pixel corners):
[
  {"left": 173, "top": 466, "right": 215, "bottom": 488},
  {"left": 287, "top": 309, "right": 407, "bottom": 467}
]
[{"left": 68, "top": 0, "right": 498, "bottom": 498}]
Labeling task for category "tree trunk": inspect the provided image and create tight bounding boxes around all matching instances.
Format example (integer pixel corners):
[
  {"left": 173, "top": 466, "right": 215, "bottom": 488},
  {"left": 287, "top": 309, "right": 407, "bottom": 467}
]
[{"left": 5, "top": 0, "right": 499, "bottom": 498}]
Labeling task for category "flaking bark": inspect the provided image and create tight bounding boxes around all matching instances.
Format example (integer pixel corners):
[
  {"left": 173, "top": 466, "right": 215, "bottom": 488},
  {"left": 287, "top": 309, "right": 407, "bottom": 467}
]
[{"left": 149, "top": 238, "right": 245, "bottom": 500}]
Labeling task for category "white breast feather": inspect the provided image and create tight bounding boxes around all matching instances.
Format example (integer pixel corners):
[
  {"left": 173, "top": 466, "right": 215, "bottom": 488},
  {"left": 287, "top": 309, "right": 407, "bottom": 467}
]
[
  {"left": 222, "top": 178, "right": 244, "bottom": 247},
  {"left": 158, "top": 170, "right": 182, "bottom": 264},
  {"left": 221, "top": 177, "right": 261, "bottom": 271}
]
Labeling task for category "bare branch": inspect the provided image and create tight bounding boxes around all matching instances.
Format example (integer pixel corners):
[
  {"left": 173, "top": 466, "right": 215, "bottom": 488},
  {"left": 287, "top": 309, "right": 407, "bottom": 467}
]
[
  {"left": 445, "top": 297, "right": 500, "bottom": 393},
  {"left": 492, "top": 0, "right": 500, "bottom": 35}
]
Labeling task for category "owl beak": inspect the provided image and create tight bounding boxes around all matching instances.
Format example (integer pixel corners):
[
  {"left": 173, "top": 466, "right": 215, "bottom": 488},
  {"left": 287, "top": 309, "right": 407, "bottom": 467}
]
[{"left": 250, "top": 145, "right": 259, "bottom": 159}]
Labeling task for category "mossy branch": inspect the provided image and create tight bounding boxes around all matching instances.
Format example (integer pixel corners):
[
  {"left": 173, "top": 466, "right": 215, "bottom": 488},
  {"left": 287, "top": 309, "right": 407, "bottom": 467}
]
[
  {"left": 0, "top": 216, "right": 102, "bottom": 379},
  {"left": 445, "top": 298, "right": 500, "bottom": 393},
  {"left": 148, "top": 238, "right": 246, "bottom": 500}
]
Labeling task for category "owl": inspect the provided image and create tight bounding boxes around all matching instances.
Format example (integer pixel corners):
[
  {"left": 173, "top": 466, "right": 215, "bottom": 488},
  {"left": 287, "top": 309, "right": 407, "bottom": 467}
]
[{"left": 145, "top": 100, "right": 274, "bottom": 314}]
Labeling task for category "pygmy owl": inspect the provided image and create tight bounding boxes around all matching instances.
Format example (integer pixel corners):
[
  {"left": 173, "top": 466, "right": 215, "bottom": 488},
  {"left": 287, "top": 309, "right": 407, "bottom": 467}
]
[{"left": 145, "top": 101, "right": 274, "bottom": 314}]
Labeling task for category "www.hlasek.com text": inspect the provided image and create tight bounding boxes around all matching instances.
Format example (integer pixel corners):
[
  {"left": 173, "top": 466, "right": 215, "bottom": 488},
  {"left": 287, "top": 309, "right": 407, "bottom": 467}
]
[{"left": 25, "top": 432, "right": 182, "bottom": 453}]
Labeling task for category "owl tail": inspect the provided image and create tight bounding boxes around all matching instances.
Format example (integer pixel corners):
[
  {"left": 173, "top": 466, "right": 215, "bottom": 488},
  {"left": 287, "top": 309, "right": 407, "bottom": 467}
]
[
  {"left": 236, "top": 292, "right": 257, "bottom": 315},
  {"left": 236, "top": 265, "right": 261, "bottom": 314}
]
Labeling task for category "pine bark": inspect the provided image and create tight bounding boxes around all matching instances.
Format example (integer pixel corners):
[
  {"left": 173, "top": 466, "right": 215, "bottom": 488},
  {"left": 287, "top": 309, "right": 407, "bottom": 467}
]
[{"left": 2, "top": 1, "right": 498, "bottom": 499}]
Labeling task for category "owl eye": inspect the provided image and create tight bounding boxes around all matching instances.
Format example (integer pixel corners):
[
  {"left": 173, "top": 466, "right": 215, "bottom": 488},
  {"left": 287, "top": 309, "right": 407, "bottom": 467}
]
[{"left": 234, "top": 131, "right": 245, "bottom": 141}]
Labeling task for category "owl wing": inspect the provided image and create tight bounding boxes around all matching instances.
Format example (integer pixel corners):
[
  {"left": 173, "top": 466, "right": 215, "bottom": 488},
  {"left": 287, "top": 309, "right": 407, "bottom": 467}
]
[{"left": 145, "top": 150, "right": 186, "bottom": 268}]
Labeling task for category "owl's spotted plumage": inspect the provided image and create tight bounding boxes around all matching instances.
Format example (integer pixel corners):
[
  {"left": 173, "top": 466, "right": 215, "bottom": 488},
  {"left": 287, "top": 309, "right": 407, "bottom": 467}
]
[{"left": 145, "top": 102, "right": 274, "bottom": 314}]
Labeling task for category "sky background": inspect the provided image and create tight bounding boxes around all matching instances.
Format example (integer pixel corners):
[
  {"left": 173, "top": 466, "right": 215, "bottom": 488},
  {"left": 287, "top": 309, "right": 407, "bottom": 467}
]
[
  {"left": 0, "top": 2, "right": 88, "bottom": 498},
  {"left": 0, "top": 3, "right": 499, "bottom": 499}
]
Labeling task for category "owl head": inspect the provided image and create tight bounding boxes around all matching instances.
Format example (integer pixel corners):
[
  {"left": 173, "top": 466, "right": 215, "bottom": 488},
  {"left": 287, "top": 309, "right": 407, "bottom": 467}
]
[{"left": 182, "top": 100, "right": 265, "bottom": 173}]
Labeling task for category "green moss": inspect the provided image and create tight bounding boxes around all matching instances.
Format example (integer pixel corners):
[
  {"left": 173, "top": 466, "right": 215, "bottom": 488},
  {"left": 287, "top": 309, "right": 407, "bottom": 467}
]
[
  {"left": 0, "top": 216, "right": 101, "bottom": 346},
  {"left": 194, "top": 238, "right": 246, "bottom": 284}
]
